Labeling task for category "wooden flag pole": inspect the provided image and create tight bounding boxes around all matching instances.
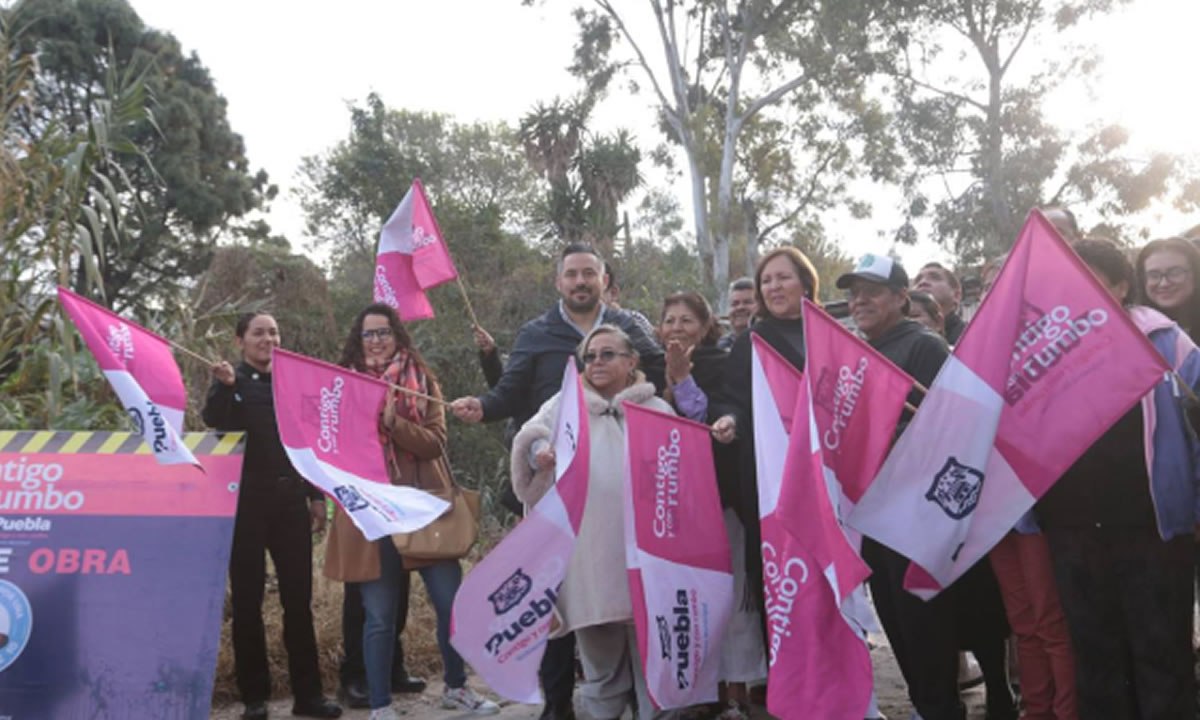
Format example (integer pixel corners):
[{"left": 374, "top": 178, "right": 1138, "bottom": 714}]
[
  {"left": 166, "top": 338, "right": 221, "bottom": 366},
  {"left": 385, "top": 380, "right": 449, "bottom": 407},
  {"left": 455, "top": 275, "right": 481, "bottom": 328}
]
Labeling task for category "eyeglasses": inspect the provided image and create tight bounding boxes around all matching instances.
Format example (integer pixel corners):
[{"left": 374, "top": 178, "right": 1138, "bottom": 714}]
[
  {"left": 582, "top": 349, "right": 632, "bottom": 365},
  {"left": 360, "top": 328, "right": 394, "bottom": 341},
  {"left": 1146, "top": 267, "right": 1191, "bottom": 286}
]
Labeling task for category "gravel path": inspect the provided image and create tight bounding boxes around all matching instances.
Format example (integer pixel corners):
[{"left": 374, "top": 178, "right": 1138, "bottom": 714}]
[{"left": 209, "top": 636, "right": 991, "bottom": 720}]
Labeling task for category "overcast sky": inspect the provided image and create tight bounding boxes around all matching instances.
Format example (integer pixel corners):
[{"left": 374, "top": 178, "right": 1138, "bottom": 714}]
[{"left": 131, "top": 0, "right": 1200, "bottom": 269}]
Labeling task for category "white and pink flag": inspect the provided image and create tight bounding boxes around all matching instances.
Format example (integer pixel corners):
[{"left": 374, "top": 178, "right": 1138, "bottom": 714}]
[
  {"left": 375, "top": 178, "right": 459, "bottom": 321},
  {"left": 751, "top": 335, "right": 873, "bottom": 719},
  {"left": 623, "top": 403, "right": 732, "bottom": 710},
  {"left": 270, "top": 348, "right": 449, "bottom": 540},
  {"left": 57, "top": 286, "right": 199, "bottom": 467},
  {"left": 451, "top": 360, "right": 590, "bottom": 703},
  {"left": 798, "top": 298, "right": 915, "bottom": 515},
  {"left": 847, "top": 211, "right": 1170, "bottom": 598}
]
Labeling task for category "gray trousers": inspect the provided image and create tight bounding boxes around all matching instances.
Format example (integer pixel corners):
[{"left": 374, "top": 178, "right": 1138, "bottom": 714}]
[{"left": 575, "top": 622, "right": 675, "bottom": 720}]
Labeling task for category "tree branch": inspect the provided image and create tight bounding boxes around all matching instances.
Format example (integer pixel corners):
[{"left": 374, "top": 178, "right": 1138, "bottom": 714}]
[
  {"left": 738, "top": 74, "right": 807, "bottom": 132},
  {"left": 592, "top": 0, "right": 681, "bottom": 127},
  {"left": 1000, "top": 13, "right": 1036, "bottom": 76}
]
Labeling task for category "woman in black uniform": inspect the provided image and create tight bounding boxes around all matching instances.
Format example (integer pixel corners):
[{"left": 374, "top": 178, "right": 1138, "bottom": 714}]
[{"left": 202, "top": 312, "right": 341, "bottom": 720}]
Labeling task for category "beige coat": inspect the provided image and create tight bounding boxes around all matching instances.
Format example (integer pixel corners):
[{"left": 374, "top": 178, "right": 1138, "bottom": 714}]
[
  {"left": 324, "top": 382, "right": 450, "bottom": 582},
  {"left": 511, "top": 378, "right": 674, "bottom": 634}
]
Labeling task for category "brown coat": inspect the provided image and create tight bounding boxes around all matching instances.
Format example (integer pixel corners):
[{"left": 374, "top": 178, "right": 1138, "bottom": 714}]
[{"left": 323, "top": 381, "right": 451, "bottom": 582}]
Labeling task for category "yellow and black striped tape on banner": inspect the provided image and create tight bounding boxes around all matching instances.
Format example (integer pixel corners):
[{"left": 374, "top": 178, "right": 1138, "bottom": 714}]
[{"left": 0, "top": 431, "right": 245, "bottom": 456}]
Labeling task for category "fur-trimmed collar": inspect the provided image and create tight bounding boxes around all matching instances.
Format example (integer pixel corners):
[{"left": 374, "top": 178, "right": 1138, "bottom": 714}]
[{"left": 584, "top": 380, "right": 658, "bottom": 417}]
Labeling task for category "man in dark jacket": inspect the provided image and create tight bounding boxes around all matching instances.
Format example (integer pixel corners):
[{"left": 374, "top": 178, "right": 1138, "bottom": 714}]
[
  {"left": 449, "top": 242, "right": 664, "bottom": 720},
  {"left": 839, "top": 255, "right": 967, "bottom": 720}
]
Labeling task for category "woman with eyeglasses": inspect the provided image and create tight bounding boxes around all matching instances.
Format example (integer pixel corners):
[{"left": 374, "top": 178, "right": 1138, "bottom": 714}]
[
  {"left": 511, "top": 324, "right": 675, "bottom": 720},
  {"left": 1136, "top": 237, "right": 1200, "bottom": 342},
  {"left": 324, "top": 304, "right": 498, "bottom": 720}
]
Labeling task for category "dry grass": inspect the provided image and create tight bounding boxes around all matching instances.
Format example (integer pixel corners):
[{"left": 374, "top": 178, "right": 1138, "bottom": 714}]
[{"left": 212, "top": 522, "right": 509, "bottom": 704}]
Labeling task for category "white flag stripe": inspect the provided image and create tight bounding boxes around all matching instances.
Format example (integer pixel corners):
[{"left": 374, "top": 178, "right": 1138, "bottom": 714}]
[
  {"left": 104, "top": 370, "right": 199, "bottom": 467},
  {"left": 282, "top": 445, "right": 449, "bottom": 540},
  {"left": 751, "top": 346, "right": 787, "bottom": 516}
]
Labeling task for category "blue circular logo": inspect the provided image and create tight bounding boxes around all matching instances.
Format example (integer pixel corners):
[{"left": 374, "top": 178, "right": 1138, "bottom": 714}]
[{"left": 0, "top": 579, "right": 33, "bottom": 672}]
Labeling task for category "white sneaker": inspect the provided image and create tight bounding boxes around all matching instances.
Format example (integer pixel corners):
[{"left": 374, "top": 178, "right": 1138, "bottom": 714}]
[
  {"left": 442, "top": 686, "right": 500, "bottom": 715},
  {"left": 369, "top": 707, "right": 401, "bottom": 720}
]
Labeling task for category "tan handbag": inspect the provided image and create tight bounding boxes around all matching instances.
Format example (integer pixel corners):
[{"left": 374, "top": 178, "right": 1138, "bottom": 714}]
[{"left": 391, "top": 456, "right": 480, "bottom": 560}]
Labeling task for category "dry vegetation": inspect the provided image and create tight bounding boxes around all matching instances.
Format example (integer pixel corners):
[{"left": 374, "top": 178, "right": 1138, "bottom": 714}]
[{"left": 211, "top": 525, "right": 509, "bottom": 704}]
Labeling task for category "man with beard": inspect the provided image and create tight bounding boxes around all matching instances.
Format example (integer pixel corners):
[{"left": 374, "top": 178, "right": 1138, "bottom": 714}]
[
  {"left": 717, "top": 277, "right": 757, "bottom": 350},
  {"left": 450, "top": 242, "right": 664, "bottom": 720}
]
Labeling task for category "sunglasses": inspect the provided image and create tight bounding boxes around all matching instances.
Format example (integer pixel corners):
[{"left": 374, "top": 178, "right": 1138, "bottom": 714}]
[
  {"left": 360, "top": 328, "right": 394, "bottom": 341},
  {"left": 582, "top": 349, "right": 632, "bottom": 365}
]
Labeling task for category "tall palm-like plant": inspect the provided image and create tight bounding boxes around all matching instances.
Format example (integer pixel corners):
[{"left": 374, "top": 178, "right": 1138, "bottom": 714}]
[
  {"left": 519, "top": 97, "right": 642, "bottom": 254},
  {"left": 0, "top": 6, "right": 156, "bottom": 426}
]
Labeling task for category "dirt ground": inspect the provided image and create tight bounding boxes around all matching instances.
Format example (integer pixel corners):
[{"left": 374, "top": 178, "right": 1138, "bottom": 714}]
[{"left": 209, "top": 633, "right": 991, "bottom": 720}]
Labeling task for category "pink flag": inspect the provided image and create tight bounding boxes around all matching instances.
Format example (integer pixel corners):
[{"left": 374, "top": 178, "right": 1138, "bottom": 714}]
[
  {"left": 270, "top": 348, "right": 449, "bottom": 540},
  {"left": 374, "top": 178, "right": 459, "bottom": 321},
  {"left": 751, "top": 336, "right": 873, "bottom": 719},
  {"left": 57, "top": 286, "right": 199, "bottom": 467},
  {"left": 847, "top": 211, "right": 1170, "bottom": 597},
  {"left": 451, "top": 360, "right": 590, "bottom": 703},
  {"left": 800, "top": 298, "right": 915, "bottom": 509},
  {"left": 623, "top": 403, "right": 732, "bottom": 710}
]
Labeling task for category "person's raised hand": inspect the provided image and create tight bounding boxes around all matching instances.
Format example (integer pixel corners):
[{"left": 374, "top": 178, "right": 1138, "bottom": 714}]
[
  {"left": 665, "top": 340, "right": 694, "bottom": 386},
  {"left": 450, "top": 397, "right": 484, "bottom": 423},
  {"left": 472, "top": 325, "right": 496, "bottom": 354},
  {"left": 711, "top": 414, "right": 737, "bottom": 444},
  {"left": 211, "top": 361, "right": 235, "bottom": 387},
  {"left": 535, "top": 447, "right": 556, "bottom": 471}
]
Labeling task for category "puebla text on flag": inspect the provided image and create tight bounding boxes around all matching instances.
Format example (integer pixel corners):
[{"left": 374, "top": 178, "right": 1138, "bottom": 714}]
[
  {"left": 623, "top": 403, "right": 732, "bottom": 710},
  {"left": 57, "top": 286, "right": 200, "bottom": 468},
  {"left": 450, "top": 360, "right": 590, "bottom": 704}
]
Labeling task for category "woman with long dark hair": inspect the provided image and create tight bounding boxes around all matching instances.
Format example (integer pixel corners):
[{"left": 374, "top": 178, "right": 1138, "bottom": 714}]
[{"left": 323, "top": 303, "right": 498, "bottom": 720}]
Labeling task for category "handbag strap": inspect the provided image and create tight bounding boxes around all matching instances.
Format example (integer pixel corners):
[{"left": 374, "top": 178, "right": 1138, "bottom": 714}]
[{"left": 434, "top": 442, "right": 456, "bottom": 493}]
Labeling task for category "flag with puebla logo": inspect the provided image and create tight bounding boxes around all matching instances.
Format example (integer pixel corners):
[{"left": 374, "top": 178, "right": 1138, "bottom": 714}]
[
  {"left": 623, "top": 403, "right": 732, "bottom": 709},
  {"left": 450, "top": 359, "right": 590, "bottom": 703},
  {"left": 847, "top": 211, "right": 1169, "bottom": 598},
  {"left": 374, "top": 178, "right": 459, "bottom": 321},
  {"left": 270, "top": 348, "right": 448, "bottom": 540},
  {"left": 752, "top": 335, "right": 873, "bottom": 719},
  {"left": 57, "top": 286, "right": 200, "bottom": 468}
]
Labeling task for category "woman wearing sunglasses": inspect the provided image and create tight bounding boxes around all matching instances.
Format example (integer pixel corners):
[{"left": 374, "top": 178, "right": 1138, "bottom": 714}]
[
  {"left": 324, "top": 304, "right": 498, "bottom": 720},
  {"left": 511, "top": 324, "right": 675, "bottom": 720}
]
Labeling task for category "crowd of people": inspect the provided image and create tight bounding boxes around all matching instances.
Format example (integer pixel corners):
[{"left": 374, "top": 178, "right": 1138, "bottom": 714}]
[{"left": 202, "top": 209, "right": 1200, "bottom": 720}]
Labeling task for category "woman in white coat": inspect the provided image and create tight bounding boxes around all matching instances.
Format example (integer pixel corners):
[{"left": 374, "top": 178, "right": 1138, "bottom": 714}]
[{"left": 511, "top": 324, "right": 675, "bottom": 720}]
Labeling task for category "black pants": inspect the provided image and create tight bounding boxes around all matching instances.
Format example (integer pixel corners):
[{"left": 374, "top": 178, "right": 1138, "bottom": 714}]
[
  {"left": 862, "top": 537, "right": 964, "bottom": 720},
  {"left": 1046, "top": 526, "right": 1195, "bottom": 719},
  {"left": 340, "top": 575, "right": 411, "bottom": 684},
  {"left": 229, "top": 485, "right": 323, "bottom": 704},
  {"left": 539, "top": 633, "right": 577, "bottom": 715}
]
